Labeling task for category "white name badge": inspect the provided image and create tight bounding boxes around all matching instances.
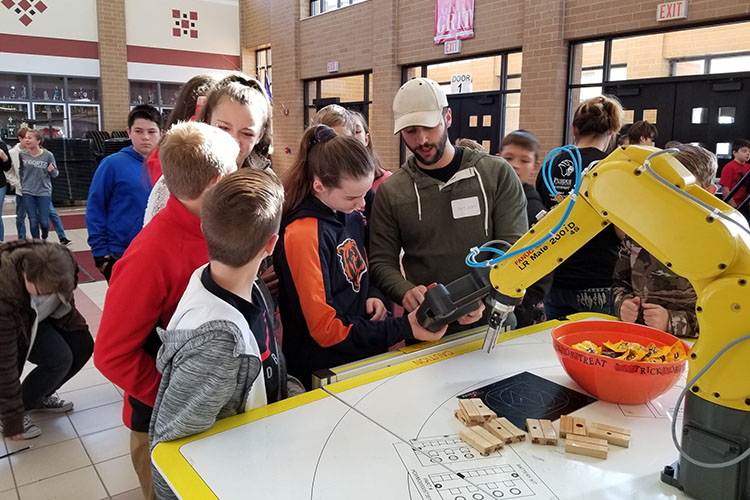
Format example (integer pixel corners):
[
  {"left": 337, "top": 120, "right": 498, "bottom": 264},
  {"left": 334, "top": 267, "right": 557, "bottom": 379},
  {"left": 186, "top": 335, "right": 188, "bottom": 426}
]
[{"left": 451, "top": 196, "right": 481, "bottom": 219}]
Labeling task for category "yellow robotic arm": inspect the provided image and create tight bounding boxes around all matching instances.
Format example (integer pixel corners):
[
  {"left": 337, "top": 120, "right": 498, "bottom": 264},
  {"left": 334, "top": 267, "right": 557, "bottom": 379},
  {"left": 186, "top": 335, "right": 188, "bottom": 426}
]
[{"left": 486, "top": 145, "right": 750, "bottom": 499}]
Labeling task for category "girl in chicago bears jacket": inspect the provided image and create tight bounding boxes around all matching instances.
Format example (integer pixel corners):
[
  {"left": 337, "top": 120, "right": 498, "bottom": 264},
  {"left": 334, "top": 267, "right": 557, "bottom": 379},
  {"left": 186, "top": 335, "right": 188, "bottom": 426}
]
[{"left": 274, "top": 125, "right": 447, "bottom": 389}]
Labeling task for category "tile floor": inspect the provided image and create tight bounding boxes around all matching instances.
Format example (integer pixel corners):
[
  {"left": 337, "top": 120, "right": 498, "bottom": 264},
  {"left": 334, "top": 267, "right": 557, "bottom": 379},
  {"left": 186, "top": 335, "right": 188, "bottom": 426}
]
[{"left": 1, "top": 200, "right": 143, "bottom": 500}]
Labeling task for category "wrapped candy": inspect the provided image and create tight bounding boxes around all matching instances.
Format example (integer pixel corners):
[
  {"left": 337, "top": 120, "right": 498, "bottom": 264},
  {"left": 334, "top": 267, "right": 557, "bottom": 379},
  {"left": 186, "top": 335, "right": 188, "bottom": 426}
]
[{"left": 573, "top": 339, "right": 687, "bottom": 363}]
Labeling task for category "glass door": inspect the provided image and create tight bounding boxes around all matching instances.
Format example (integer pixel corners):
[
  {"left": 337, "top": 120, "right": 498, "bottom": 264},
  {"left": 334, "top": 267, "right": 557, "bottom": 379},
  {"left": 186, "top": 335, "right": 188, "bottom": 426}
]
[
  {"left": 32, "top": 103, "right": 67, "bottom": 138},
  {"left": 0, "top": 101, "right": 30, "bottom": 140},
  {"left": 68, "top": 104, "right": 100, "bottom": 138}
]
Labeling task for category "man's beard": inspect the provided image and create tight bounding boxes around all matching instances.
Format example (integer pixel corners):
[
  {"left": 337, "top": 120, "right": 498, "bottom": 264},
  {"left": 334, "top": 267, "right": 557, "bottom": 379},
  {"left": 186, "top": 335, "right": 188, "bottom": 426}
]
[{"left": 407, "top": 128, "right": 449, "bottom": 166}]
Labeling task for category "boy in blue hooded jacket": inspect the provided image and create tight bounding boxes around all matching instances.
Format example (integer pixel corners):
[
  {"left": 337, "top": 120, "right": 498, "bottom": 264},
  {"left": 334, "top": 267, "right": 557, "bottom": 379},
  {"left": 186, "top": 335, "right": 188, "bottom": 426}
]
[{"left": 86, "top": 105, "right": 161, "bottom": 281}]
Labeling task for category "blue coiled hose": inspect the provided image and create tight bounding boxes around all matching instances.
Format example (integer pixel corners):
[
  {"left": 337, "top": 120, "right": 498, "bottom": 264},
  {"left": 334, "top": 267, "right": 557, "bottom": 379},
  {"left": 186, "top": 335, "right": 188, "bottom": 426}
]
[{"left": 465, "top": 145, "right": 584, "bottom": 268}]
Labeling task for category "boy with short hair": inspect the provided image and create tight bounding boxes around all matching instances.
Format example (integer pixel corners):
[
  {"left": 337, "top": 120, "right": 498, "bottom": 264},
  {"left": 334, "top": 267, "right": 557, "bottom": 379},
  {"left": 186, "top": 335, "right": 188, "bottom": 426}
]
[
  {"left": 627, "top": 120, "right": 658, "bottom": 147},
  {"left": 86, "top": 104, "right": 161, "bottom": 281},
  {"left": 499, "top": 130, "right": 552, "bottom": 327},
  {"left": 614, "top": 144, "right": 718, "bottom": 338},
  {"left": 150, "top": 168, "right": 303, "bottom": 499},
  {"left": 94, "top": 122, "right": 239, "bottom": 500},
  {"left": 719, "top": 138, "right": 750, "bottom": 209}
]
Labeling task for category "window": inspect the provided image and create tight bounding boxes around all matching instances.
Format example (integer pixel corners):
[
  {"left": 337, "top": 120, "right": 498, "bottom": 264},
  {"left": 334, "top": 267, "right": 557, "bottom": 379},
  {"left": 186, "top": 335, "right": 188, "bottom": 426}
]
[
  {"left": 570, "top": 42, "right": 605, "bottom": 85},
  {"left": 33, "top": 104, "right": 67, "bottom": 138},
  {"left": 309, "top": 0, "right": 367, "bottom": 17},
  {"left": 572, "top": 21, "right": 750, "bottom": 84},
  {"left": 716, "top": 142, "right": 731, "bottom": 158},
  {"left": 128, "top": 80, "right": 190, "bottom": 127},
  {"left": 567, "top": 20, "right": 750, "bottom": 142},
  {"left": 673, "top": 59, "right": 706, "bottom": 77},
  {"left": 709, "top": 54, "right": 750, "bottom": 74},
  {"left": 0, "top": 102, "right": 30, "bottom": 141},
  {"left": 691, "top": 107, "right": 707, "bottom": 124},
  {"left": 304, "top": 72, "right": 371, "bottom": 128},
  {"left": 670, "top": 53, "right": 750, "bottom": 77},
  {"left": 69, "top": 105, "right": 100, "bottom": 138},
  {"left": 256, "top": 48, "right": 272, "bottom": 100},
  {"left": 718, "top": 107, "right": 736, "bottom": 125},
  {"left": 424, "top": 55, "right": 503, "bottom": 95}
]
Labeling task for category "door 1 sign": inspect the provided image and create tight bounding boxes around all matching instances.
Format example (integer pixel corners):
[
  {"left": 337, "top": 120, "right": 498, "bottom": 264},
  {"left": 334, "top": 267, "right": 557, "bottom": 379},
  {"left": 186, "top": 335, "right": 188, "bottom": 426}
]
[{"left": 451, "top": 74, "right": 473, "bottom": 94}]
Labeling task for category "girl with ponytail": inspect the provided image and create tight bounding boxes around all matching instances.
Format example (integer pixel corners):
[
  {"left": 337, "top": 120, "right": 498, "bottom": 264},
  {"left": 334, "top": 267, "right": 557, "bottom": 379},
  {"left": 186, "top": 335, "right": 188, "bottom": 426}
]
[
  {"left": 535, "top": 95, "right": 625, "bottom": 319},
  {"left": 273, "top": 125, "right": 446, "bottom": 389}
]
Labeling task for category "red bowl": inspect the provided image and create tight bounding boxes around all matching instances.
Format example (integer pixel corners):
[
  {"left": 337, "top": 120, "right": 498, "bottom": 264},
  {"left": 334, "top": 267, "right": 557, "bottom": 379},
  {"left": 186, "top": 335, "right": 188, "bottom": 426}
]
[{"left": 551, "top": 320, "right": 690, "bottom": 405}]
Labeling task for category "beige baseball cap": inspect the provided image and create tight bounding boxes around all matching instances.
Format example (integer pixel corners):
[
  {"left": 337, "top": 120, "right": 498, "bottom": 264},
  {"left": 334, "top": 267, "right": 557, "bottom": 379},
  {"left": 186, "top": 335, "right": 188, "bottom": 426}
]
[{"left": 392, "top": 77, "right": 449, "bottom": 134}]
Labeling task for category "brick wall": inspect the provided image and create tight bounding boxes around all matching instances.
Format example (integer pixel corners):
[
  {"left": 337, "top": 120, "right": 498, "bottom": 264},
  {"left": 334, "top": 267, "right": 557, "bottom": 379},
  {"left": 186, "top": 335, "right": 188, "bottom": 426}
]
[
  {"left": 370, "top": 0, "right": 401, "bottom": 171},
  {"left": 397, "top": 0, "right": 524, "bottom": 66},
  {"left": 97, "top": 0, "right": 129, "bottom": 131},
  {"left": 265, "top": 0, "right": 303, "bottom": 175},
  {"left": 519, "top": 0, "right": 569, "bottom": 157},
  {"left": 299, "top": 2, "right": 373, "bottom": 79},
  {"left": 564, "top": 0, "right": 750, "bottom": 40},
  {"left": 236, "top": 0, "right": 749, "bottom": 174}
]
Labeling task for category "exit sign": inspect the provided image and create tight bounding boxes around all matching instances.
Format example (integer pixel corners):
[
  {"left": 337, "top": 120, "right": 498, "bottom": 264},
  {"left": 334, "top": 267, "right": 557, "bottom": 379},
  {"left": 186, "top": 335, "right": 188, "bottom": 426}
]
[
  {"left": 657, "top": 1, "right": 688, "bottom": 21},
  {"left": 326, "top": 61, "right": 339, "bottom": 73},
  {"left": 444, "top": 40, "right": 462, "bottom": 55}
]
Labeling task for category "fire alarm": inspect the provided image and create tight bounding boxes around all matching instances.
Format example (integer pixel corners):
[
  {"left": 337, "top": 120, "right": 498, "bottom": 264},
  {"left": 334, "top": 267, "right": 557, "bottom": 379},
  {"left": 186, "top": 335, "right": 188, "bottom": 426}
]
[
  {"left": 283, "top": 108, "right": 290, "bottom": 116},
  {"left": 284, "top": 147, "right": 292, "bottom": 154}
]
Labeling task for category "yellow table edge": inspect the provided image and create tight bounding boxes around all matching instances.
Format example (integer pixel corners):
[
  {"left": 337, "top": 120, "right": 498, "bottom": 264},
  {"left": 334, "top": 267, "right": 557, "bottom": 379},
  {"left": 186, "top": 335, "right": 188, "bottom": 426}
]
[{"left": 153, "top": 312, "right": 610, "bottom": 499}]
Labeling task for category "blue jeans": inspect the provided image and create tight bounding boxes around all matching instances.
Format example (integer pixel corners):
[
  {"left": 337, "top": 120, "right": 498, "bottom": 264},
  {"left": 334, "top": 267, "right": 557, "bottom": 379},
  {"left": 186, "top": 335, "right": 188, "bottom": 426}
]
[
  {"left": 15, "top": 193, "right": 27, "bottom": 239},
  {"left": 49, "top": 203, "right": 66, "bottom": 239},
  {"left": 0, "top": 185, "right": 6, "bottom": 241},
  {"left": 23, "top": 194, "right": 51, "bottom": 239},
  {"left": 15, "top": 196, "right": 65, "bottom": 240},
  {"left": 543, "top": 286, "right": 614, "bottom": 320}
]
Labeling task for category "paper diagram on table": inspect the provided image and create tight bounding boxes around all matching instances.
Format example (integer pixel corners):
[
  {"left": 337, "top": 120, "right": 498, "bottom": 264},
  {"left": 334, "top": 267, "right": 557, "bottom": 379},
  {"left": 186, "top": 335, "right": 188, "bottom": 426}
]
[{"left": 394, "top": 434, "right": 556, "bottom": 500}]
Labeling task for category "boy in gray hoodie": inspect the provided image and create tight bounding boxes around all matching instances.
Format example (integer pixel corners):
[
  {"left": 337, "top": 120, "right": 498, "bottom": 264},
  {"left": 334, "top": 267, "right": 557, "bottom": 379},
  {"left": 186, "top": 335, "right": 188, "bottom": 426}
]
[{"left": 149, "top": 167, "right": 304, "bottom": 499}]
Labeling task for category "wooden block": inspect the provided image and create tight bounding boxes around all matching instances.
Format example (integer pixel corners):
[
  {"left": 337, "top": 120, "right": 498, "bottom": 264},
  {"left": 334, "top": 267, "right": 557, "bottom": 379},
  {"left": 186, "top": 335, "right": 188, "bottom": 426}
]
[
  {"left": 559, "top": 415, "right": 587, "bottom": 438},
  {"left": 483, "top": 418, "right": 515, "bottom": 443},
  {"left": 460, "top": 426, "right": 504, "bottom": 455},
  {"left": 589, "top": 422, "right": 631, "bottom": 448},
  {"left": 457, "top": 398, "right": 496, "bottom": 424},
  {"left": 565, "top": 434, "right": 608, "bottom": 459},
  {"left": 527, "top": 419, "right": 545, "bottom": 444},
  {"left": 496, "top": 417, "right": 526, "bottom": 442},
  {"left": 454, "top": 408, "right": 476, "bottom": 426},
  {"left": 540, "top": 419, "right": 558, "bottom": 445}
]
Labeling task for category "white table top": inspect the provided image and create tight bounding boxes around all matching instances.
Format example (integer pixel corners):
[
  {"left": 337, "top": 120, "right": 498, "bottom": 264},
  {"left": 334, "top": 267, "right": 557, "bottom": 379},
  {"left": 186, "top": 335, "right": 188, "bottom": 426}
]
[{"left": 153, "top": 317, "right": 690, "bottom": 500}]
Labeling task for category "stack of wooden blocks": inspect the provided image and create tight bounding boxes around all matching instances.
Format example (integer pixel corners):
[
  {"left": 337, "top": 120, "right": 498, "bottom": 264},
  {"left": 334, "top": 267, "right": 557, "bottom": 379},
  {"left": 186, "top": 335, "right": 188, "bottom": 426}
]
[
  {"left": 454, "top": 398, "right": 631, "bottom": 461},
  {"left": 560, "top": 415, "right": 631, "bottom": 459},
  {"left": 455, "top": 398, "right": 526, "bottom": 455}
]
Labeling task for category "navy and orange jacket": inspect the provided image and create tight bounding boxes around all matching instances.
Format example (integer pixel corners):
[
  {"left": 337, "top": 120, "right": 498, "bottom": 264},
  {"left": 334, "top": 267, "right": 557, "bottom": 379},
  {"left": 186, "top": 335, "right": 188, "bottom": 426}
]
[{"left": 274, "top": 196, "right": 413, "bottom": 389}]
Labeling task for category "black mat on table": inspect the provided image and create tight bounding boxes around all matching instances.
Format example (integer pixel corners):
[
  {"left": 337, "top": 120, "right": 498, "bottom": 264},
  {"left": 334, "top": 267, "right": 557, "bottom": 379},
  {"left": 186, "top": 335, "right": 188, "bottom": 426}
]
[{"left": 458, "top": 371, "right": 597, "bottom": 429}]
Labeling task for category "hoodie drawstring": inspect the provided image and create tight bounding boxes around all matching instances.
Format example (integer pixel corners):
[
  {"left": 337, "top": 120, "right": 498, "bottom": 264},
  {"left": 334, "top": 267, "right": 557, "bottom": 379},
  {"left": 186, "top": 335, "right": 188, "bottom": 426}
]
[
  {"left": 413, "top": 182, "right": 422, "bottom": 222},
  {"left": 475, "top": 171, "right": 489, "bottom": 236}
]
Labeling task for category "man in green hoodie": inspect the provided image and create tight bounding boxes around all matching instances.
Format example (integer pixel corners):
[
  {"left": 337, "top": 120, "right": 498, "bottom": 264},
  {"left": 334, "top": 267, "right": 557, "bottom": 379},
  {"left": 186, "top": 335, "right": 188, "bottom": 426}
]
[{"left": 369, "top": 78, "right": 528, "bottom": 328}]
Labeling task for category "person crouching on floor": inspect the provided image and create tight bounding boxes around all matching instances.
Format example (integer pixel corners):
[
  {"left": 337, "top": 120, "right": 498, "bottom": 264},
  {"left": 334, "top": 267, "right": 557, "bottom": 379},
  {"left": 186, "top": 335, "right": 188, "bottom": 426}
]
[{"left": 0, "top": 240, "right": 93, "bottom": 440}]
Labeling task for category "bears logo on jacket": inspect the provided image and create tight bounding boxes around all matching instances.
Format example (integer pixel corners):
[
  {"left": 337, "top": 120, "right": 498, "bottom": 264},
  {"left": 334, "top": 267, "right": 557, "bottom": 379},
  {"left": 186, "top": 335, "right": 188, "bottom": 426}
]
[{"left": 336, "top": 238, "right": 367, "bottom": 292}]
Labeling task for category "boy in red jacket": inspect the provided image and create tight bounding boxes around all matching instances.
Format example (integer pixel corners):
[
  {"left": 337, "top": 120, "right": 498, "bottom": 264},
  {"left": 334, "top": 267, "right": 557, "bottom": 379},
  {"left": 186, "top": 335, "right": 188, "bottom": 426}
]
[
  {"left": 94, "top": 122, "right": 239, "bottom": 499},
  {"left": 719, "top": 138, "right": 750, "bottom": 210}
]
